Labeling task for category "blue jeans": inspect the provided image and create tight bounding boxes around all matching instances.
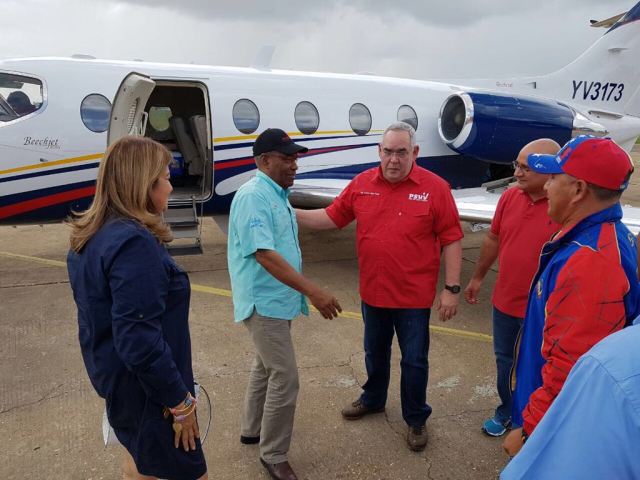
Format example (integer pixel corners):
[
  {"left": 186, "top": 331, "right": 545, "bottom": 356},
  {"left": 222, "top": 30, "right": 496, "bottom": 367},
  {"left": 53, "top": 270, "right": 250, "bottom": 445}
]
[
  {"left": 360, "top": 302, "right": 432, "bottom": 427},
  {"left": 492, "top": 306, "right": 523, "bottom": 424}
]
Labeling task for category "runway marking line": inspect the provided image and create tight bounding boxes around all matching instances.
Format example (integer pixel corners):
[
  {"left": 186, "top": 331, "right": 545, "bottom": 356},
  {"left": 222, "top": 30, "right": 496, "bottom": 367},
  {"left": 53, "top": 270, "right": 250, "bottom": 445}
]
[
  {"left": 0, "top": 251, "right": 493, "bottom": 343},
  {"left": 0, "top": 251, "right": 67, "bottom": 267}
]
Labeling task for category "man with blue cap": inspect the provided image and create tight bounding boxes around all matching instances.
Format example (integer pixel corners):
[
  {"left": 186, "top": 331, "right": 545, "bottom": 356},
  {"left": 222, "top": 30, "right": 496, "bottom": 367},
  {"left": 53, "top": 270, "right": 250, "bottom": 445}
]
[{"left": 503, "top": 135, "right": 640, "bottom": 458}]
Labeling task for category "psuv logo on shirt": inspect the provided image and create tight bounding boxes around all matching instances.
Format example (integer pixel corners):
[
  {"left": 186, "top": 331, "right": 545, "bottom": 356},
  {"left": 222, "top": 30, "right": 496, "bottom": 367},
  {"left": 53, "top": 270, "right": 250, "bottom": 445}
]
[{"left": 408, "top": 192, "right": 430, "bottom": 202}]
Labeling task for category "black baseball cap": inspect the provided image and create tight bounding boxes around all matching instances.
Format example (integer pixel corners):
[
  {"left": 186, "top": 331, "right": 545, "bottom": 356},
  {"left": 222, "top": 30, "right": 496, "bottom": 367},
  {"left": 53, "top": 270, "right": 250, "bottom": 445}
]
[{"left": 252, "top": 128, "right": 308, "bottom": 156}]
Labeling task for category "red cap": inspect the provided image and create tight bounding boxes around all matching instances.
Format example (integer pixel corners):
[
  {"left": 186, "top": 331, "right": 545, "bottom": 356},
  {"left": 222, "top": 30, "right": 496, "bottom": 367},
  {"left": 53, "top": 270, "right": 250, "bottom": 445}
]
[{"left": 528, "top": 136, "right": 634, "bottom": 191}]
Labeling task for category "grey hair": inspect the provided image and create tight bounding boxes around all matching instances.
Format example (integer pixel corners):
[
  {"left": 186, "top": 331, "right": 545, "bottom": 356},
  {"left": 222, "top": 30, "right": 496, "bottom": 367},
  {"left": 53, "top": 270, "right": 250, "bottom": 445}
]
[{"left": 382, "top": 122, "right": 416, "bottom": 147}]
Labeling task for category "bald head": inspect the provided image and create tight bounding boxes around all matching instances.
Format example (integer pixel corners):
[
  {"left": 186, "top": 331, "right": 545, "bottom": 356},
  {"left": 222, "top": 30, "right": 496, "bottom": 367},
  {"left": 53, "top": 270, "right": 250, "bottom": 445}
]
[
  {"left": 514, "top": 138, "right": 561, "bottom": 197},
  {"left": 520, "top": 138, "right": 562, "bottom": 157}
]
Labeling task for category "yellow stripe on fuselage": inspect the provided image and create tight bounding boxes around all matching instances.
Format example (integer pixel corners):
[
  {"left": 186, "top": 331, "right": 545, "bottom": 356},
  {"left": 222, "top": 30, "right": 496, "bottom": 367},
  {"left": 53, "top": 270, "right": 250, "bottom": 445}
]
[
  {"left": 0, "top": 153, "right": 103, "bottom": 176},
  {"left": 213, "top": 130, "right": 384, "bottom": 144},
  {"left": 1, "top": 129, "right": 386, "bottom": 177}
]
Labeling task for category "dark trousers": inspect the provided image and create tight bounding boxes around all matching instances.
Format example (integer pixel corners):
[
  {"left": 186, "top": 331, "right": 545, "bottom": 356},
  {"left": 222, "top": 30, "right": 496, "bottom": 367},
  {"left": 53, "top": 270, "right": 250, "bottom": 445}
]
[
  {"left": 360, "top": 302, "right": 432, "bottom": 427},
  {"left": 492, "top": 306, "right": 523, "bottom": 424}
]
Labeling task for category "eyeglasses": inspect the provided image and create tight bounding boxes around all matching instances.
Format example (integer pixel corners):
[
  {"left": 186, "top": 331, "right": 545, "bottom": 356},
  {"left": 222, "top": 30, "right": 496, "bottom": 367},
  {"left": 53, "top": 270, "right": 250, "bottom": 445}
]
[
  {"left": 381, "top": 148, "right": 410, "bottom": 160},
  {"left": 269, "top": 152, "right": 299, "bottom": 163},
  {"left": 512, "top": 161, "right": 531, "bottom": 173}
]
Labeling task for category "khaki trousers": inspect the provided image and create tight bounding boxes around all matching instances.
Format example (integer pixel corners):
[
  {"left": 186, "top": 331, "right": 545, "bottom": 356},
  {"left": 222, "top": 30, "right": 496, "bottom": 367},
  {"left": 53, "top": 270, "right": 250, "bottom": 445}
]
[{"left": 241, "top": 312, "right": 299, "bottom": 464}]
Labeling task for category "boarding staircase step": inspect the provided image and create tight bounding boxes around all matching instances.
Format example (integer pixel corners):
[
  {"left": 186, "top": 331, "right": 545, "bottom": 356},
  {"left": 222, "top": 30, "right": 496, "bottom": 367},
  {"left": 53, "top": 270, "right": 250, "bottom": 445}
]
[{"left": 163, "top": 200, "right": 203, "bottom": 256}]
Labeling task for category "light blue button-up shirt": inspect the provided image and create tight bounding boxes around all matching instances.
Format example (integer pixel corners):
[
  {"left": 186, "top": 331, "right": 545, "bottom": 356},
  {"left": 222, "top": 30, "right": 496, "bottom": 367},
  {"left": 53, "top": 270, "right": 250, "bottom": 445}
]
[
  {"left": 501, "top": 320, "right": 640, "bottom": 479},
  {"left": 227, "top": 170, "right": 309, "bottom": 322}
]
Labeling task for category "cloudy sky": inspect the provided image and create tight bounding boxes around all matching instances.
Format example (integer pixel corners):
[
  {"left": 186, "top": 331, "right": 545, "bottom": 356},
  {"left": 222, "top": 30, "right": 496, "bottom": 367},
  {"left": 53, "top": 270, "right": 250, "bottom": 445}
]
[{"left": 1, "top": 0, "right": 634, "bottom": 80}]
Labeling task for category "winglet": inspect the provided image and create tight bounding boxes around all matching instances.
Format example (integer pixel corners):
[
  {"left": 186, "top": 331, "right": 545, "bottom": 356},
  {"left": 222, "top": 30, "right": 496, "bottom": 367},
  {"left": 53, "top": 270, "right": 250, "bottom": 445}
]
[
  {"left": 590, "top": 12, "right": 626, "bottom": 28},
  {"left": 251, "top": 45, "right": 275, "bottom": 71}
]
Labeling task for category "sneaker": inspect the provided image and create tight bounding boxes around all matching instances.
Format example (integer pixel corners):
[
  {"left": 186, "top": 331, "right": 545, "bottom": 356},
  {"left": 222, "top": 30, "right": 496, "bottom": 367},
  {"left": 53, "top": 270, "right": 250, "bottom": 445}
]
[
  {"left": 341, "top": 399, "right": 385, "bottom": 420},
  {"left": 481, "top": 416, "right": 510, "bottom": 437},
  {"left": 407, "top": 424, "right": 428, "bottom": 451}
]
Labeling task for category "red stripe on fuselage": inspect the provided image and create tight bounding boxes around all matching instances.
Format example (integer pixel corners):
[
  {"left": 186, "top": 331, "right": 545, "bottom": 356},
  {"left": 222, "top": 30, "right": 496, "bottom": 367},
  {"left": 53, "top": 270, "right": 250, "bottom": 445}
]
[
  {"left": 214, "top": 157, "right": 254, "bottom": 170},
  {"left": 0, "top": 186, "right": 96, "bottom": 220}
]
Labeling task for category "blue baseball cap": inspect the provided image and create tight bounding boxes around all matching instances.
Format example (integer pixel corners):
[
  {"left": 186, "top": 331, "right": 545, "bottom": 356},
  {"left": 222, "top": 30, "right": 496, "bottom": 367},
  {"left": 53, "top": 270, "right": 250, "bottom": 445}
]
[{"left": 528, "top": 135, "right": 634, "bottom": 191}]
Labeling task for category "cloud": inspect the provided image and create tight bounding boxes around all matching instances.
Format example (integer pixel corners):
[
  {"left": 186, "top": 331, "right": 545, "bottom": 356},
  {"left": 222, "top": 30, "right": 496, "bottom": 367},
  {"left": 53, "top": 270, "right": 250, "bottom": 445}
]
[
  {"left": 103, "top": 0, "right": 632, "bottom": 26},
  {"left": 0, "top": 0, "right": 636, "bottom": 80}
]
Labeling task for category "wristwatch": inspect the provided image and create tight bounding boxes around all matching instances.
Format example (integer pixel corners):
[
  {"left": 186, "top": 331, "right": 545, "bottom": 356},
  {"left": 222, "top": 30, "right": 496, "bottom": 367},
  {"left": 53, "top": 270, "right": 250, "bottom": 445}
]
[{"left": 444, "top": 284, "right": 461, "bottom": 294}]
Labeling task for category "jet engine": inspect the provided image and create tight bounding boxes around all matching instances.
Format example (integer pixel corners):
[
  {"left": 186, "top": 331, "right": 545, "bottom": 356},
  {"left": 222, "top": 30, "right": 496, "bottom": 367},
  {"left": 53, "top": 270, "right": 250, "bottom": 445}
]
[{"left": 438, "top": 91, "right": 607, "bottom": 164}]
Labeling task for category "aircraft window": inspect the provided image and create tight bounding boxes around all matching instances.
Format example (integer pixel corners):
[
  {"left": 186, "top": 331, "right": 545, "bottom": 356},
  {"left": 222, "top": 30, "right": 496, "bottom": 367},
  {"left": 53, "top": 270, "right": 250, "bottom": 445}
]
[
  {"left": 294, "top": 101, "right": 319, "bottom": 135},
  {"left": 397, "top": 105, "right": 418, "bottom": 130},
  {"left": 80, "top": 94, "right": 111, "bottom": 133},
  {"left": 232, "top": 98, "right": 260, "bottom": 134},
  {"left": 149, "top": 106, "right": 173, "bottom": 132},
  {"left": 0, "top": 72, "right": 43, "bottom": 121},
  {"left": 349, "top": 103, "right": 372, "bottom": 136}
]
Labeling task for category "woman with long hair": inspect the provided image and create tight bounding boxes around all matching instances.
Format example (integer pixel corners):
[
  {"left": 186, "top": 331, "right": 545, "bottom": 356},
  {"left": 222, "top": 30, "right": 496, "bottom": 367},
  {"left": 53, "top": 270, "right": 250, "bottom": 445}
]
[{"left": 67, "top": 136, "right": 208, "bottom": 480}]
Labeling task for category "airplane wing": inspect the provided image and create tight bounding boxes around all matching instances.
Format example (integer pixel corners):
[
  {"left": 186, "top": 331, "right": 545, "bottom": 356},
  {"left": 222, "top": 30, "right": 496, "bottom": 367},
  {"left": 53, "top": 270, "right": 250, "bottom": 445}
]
[
  {"left": 450, "top": 187, "right": 502, "bottom": 224},
  {"left": 289, "top": 179, "right": 352, "bottom": 209},
  {"left": 290, "top": 178, "right": 508, "bottom": 224},
  {"left": 622, "top": 205, "right": 640, "bottom": 235},
  {"left": 291, "top": 179, "right": 640, "bottom": 235}
]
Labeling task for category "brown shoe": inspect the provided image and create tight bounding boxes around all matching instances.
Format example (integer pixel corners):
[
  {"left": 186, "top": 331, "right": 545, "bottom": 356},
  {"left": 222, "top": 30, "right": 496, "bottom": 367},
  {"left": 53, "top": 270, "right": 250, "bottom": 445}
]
[
  {"left": 341, "top": 398, "right": 385, "bottom": 420},
  {"left": 407, "top": 424, "right": 428, "bottom": 451},
  {"left": 260, "top": 458, "right": 298, "bottom": 480}
]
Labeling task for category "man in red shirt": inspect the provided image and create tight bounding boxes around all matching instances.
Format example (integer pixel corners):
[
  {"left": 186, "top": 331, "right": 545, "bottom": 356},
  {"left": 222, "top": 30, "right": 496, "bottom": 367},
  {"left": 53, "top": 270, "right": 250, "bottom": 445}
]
[
  {"left": 296, "top": 122, "right": 463, "bottom": 452},
  {"left": 464, "top": 139, "right": 560, "bottom": 437}
]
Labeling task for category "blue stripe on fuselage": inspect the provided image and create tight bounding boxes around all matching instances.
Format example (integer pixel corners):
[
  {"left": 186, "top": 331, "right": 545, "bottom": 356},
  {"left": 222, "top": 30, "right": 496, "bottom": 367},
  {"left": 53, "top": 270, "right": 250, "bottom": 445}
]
[{"left": 0, "top": 162, "right": 100, "bottom": 184}]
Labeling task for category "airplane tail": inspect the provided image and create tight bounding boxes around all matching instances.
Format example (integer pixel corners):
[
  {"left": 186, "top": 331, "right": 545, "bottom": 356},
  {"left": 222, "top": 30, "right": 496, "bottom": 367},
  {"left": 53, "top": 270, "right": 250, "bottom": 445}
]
[{"left": 538, "top": 2, "right": 640, "bottom": 118}]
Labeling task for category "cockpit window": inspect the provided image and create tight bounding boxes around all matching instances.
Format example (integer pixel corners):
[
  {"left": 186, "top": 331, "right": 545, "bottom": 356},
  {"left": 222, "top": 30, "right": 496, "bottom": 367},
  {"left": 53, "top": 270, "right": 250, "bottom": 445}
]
[
  {"left": 0, "top": 73, "right": 44, "bottom": 121},
  {"left": 0, "top": 94, "right": 18, "bottom": 122}
]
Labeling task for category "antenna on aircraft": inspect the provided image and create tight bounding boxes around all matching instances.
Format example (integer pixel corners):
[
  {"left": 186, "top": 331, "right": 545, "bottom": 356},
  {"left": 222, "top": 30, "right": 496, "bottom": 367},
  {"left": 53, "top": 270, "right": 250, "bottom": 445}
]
[
  {"left": 71, "top": 54, "right": 96, "bottom": 59},
  {"left": 251, "top": 45, "right": 275, "bottom": 71}
]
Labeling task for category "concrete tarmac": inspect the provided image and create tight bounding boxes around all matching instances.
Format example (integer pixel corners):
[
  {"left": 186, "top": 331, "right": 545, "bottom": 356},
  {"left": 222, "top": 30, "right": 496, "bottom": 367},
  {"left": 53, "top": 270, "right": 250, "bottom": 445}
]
[{"left": 2, "top": 147, "right": 639, "bottom": 479}]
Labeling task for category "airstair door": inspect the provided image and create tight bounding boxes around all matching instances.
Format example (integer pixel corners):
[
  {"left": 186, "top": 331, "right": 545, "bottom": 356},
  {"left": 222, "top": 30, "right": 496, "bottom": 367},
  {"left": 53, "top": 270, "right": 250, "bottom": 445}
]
[{"left": 107, "top": 72, "right": 156, "bottom": 146}]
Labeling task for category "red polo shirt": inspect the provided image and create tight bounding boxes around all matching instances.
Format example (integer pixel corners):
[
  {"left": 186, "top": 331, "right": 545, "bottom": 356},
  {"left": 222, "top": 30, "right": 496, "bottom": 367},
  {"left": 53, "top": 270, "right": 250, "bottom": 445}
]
[
  {"left": 490, "top": 186, "right": 559, "bottom": 318},
  {"left": 326, "top": 165, "right": 463, "bottom": 308}
]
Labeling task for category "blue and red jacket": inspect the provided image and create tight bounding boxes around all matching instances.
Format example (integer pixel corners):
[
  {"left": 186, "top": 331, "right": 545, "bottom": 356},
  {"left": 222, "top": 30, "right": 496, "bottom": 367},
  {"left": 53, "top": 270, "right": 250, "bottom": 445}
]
[{"left": 511, "top": 203, "right": 640, "bottom": 435}]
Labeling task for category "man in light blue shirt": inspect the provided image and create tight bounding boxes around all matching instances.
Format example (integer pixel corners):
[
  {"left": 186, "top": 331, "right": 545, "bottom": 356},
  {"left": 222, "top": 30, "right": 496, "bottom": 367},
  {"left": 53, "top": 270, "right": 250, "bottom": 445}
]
[
  {"left": 228, "top": 128, "right": 341, "bottom": 480},
  {"left": 501, "top": 319, "right": 640, "bottom": 479}
]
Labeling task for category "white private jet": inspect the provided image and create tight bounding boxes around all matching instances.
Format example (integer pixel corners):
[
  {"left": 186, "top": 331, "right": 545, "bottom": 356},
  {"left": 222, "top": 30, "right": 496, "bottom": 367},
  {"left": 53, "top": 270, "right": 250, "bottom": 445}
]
[{"left": 1, "top": 3, "right": 640, "bottom": 253}]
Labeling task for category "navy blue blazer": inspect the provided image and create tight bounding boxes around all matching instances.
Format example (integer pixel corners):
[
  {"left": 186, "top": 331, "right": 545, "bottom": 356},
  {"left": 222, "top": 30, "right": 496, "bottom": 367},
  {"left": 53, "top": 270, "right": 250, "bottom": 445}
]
[{"left": 68, "top": 218, "right": 205, "bottom": 478}]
